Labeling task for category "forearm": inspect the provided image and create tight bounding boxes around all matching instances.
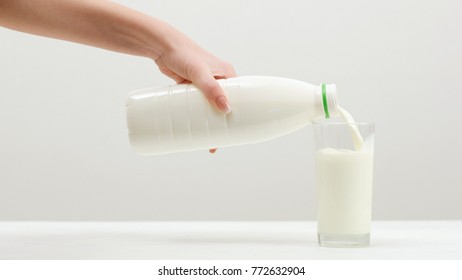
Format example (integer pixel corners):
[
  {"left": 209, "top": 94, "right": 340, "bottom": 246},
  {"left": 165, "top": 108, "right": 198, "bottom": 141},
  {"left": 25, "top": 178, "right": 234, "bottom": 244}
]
[
  {"left": 0, "top": 0, "right": 236, "bottom": 117},
  {"left": 0, "top": 0, "right": 177, "bottom": 60}
]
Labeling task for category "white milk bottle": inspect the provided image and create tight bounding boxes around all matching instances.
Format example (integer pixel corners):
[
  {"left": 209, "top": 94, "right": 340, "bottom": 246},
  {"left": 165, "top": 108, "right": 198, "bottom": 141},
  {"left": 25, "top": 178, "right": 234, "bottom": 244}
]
[{"left": 126, "top": 76, "right": 339, "bottom": 155}]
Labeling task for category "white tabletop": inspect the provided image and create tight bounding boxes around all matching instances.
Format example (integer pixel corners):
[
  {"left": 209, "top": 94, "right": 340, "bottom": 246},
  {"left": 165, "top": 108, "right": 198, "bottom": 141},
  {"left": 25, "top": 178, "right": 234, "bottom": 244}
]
[{"left": 0, "top": 221, "right": 460, "bottom": 260}]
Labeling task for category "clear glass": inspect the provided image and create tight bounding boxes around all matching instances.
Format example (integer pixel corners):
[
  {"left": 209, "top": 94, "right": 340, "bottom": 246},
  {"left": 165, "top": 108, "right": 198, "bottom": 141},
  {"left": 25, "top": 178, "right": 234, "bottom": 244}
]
[{"left": 313, "top": 122, "right": 375, "bottom": 247}]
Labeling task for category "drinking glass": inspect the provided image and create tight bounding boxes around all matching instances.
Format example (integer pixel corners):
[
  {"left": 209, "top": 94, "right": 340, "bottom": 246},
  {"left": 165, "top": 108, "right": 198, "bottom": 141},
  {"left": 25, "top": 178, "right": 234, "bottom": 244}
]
[{"left": 313, "top": 122, "right": 375, "bottom": 247}]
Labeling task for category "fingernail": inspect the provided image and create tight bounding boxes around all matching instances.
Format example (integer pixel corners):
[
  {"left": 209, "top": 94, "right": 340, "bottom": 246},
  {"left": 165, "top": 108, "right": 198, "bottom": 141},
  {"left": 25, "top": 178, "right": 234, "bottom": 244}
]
[{"left": 215, "top": 96, "right": 232, "bottom": 114}]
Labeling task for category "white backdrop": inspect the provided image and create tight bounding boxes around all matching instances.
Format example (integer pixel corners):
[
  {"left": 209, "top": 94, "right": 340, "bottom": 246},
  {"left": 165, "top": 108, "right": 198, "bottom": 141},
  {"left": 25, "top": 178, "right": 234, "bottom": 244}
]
[{"left": 0, "top": 0, "right": 461, "bottom": 220}]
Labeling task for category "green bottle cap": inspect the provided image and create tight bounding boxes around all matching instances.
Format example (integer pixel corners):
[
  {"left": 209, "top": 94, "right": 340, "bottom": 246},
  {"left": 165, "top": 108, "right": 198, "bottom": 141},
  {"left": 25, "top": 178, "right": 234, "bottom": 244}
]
[{"left": 322, "top": 83, "right": 330, "bottom": 119}]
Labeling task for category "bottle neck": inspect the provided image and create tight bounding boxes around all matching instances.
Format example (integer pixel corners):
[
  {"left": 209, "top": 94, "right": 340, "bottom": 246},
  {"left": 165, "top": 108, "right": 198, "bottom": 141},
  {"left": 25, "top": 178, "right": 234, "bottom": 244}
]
[{"left": 320, "top": 83, "right": 338, "bottom": 119}]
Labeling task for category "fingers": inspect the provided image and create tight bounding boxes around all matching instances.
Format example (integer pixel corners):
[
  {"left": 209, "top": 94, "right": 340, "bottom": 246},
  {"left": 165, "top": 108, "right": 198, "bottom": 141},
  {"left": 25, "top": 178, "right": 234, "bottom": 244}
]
[
  {"left": 224, "top": 62, "right": 237, "bottom": 78},
  {"left": 191, "top": 66, "right": 232, "bottom": 114}
]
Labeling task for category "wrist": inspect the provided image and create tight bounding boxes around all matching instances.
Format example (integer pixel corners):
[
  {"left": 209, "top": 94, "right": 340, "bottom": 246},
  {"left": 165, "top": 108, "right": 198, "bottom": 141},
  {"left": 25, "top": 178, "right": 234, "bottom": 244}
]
[{"left": 144, "top": 19, "right": 184, "bottom": 60}]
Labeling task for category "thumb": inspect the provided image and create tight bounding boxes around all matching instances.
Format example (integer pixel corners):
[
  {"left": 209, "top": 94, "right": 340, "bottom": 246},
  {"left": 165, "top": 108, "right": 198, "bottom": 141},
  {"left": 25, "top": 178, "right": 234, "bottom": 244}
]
[{"left": 191, "top": 69, "right": 232, "bottom": 114}]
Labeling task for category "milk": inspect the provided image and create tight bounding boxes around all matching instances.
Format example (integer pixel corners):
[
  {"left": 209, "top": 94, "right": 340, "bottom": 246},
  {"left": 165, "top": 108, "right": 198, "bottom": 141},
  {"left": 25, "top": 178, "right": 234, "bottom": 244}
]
[
  {"left": 316, "top": 146, "right": 374, "bottom": 235},
  {"left": 338, "top": 107, "right": 364, "bottom": 150},
  {"left": 314, "top": 107, "right": 374, "bottom": 241}
]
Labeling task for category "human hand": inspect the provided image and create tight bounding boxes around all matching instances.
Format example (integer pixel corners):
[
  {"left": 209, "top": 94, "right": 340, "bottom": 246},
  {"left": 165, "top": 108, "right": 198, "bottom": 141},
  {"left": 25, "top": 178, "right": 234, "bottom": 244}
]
[
  {"left": 154, "top": 32, "right": 236, "bottom": 153},
  {"left": 154, "top": 35, "right": 236, "bottom": 113}
]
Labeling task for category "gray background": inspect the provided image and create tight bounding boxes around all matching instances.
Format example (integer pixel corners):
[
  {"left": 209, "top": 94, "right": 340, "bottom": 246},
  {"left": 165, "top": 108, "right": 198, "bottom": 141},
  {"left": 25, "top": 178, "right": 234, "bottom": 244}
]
[{"left": 0, "top": 0, "right": 461, "bottom": 220}]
